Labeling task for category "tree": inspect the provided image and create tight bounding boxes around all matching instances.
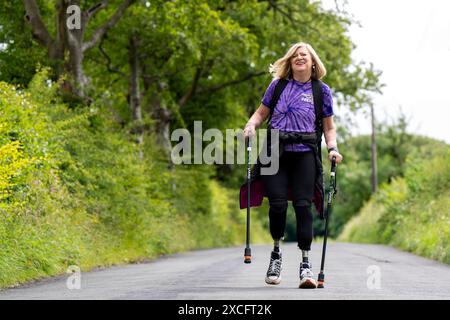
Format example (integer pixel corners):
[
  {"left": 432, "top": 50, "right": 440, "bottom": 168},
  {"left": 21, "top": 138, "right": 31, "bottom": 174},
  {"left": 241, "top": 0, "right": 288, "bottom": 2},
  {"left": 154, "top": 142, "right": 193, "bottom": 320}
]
[{"left": 22, "top": 0, "right": 136, "bottom": 101}]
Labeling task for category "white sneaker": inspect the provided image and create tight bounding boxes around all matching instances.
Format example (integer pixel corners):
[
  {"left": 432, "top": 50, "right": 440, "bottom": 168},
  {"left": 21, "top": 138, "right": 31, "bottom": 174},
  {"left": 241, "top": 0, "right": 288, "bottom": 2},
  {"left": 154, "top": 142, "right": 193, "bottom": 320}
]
[
  {"left": 299, "top": 262, "right": 317, "bottom": 289},
  {"left": 265, "top": 251, "right": 282, "bottom": 285}
]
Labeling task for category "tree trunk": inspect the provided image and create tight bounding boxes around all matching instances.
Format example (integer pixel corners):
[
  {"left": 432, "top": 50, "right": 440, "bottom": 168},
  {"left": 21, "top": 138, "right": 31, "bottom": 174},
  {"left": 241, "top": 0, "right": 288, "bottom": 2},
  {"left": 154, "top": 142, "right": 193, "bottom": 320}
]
[
  {"left": 142, "top": 74, "right": 173, "bottom": 168},
  {"left": 67, "top": 20, "right": 88, "bottom": 99},
  {"left": 370, "top": 103, "right": 378, "bottom": 193},
  {"left": 128, "top": 34, "right": 143, "bottom": 146},
  {"left": 153, "top": 96, "right": 173, "bottom": 169}
]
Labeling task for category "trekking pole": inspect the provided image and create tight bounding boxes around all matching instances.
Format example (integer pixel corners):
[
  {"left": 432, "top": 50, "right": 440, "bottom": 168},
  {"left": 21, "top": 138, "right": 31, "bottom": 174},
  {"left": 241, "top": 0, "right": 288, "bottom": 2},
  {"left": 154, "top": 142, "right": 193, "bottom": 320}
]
[
  {"left": 317, "top": 156, "right": 337, "bottom": 288},
  {"left": 244, "top": 137, "right": 252, "bottom": 264}
]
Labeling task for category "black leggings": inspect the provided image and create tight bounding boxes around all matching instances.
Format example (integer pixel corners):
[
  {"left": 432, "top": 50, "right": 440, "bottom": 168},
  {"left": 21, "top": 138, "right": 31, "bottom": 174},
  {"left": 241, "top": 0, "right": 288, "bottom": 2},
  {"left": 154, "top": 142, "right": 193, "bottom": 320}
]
[{"left": 261, "top": 151, "right": 316, "bottom": 250}]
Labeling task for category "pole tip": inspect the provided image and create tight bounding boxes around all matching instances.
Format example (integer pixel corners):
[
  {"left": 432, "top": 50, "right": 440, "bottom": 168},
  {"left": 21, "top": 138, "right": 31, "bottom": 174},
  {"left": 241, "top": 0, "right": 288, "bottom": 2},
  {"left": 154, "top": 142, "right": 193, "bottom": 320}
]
[
  {"left": 244, "top": 256, "right": 252, "bottom": 264},
  {"left": 317, "top": 273, "right": 325, "bottom": 288}
]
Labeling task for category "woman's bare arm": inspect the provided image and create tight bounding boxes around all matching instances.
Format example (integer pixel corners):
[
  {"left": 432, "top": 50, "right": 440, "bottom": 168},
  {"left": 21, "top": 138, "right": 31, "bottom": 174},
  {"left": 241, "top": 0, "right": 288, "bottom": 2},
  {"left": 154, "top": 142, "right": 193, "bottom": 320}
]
[
  {"left": 323, "top": 116, "right": 343, "bottom": 163},
  {"left": 243, "top": 104, "right": 271, "bottom": 137},
  {"left": 323, "top": 116, "right": 337, "bottom": 148},
  {"left": 246, "top": 104, "right": 271, "bottom": 127}
]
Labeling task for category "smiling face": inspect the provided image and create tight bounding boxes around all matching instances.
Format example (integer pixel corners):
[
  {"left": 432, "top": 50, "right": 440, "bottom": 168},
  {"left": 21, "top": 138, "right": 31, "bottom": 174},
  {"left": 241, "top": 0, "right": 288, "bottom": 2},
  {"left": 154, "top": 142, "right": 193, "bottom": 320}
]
[{"left": 290, "top": 46, "right": 313, "bottom": 75}]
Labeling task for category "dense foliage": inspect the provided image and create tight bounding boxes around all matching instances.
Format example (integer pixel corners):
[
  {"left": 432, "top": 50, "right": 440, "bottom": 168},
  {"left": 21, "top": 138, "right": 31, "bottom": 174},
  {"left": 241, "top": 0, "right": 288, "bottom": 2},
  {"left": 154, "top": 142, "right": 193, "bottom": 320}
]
[
  {"left": 325, "top": 120, "right": 442, "bottom": 237},
  {"left": 0, "top": 74, "right": 269, "bottom": 287},
  {"left": 339, "top": 144, "right": 449, "bottom": 264}
]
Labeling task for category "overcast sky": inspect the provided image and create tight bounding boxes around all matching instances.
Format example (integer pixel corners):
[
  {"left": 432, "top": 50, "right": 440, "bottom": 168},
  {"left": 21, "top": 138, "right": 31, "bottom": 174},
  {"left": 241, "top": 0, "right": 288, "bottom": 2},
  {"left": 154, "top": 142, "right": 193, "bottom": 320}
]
[{"left": 322, "top": 0, "right": 450, "bottom": 143}]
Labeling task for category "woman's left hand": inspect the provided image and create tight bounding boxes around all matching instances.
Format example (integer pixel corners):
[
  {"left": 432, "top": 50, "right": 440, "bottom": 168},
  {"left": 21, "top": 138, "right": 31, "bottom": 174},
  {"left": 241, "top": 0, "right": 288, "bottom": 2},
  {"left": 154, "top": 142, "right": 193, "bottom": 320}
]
[{"left": 328, "top": 150, "right": 343, "bottom": 164}]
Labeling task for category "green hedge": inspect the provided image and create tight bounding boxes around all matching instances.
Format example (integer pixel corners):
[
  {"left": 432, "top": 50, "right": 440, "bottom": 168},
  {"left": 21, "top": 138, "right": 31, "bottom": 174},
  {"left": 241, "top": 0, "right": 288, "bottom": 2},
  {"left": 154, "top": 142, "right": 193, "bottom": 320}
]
[{"left": 0, "top": 71, "right": 269, "bottom": 288}]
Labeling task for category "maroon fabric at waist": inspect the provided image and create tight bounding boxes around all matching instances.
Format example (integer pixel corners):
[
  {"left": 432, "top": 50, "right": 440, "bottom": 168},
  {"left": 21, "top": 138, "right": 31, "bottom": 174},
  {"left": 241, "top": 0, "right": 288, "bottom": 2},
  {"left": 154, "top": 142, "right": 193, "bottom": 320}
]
[{"left": 239, "top": 179, "right": 324, "bottom": 217}]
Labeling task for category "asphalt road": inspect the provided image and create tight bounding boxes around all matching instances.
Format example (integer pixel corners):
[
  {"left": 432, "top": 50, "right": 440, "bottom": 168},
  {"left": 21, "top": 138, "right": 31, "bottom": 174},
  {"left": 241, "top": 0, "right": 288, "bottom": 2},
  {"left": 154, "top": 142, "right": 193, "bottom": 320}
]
[{"left": 0, "top": 242, "right": 449, "bottom": 300}]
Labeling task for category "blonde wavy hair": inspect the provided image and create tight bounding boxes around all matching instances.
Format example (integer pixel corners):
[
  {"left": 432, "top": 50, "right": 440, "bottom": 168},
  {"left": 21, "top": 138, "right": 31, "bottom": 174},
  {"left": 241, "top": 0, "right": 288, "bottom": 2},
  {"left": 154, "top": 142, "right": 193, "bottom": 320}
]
[{"left": 269, "top": 42, "right": 326, "bottom": 80}]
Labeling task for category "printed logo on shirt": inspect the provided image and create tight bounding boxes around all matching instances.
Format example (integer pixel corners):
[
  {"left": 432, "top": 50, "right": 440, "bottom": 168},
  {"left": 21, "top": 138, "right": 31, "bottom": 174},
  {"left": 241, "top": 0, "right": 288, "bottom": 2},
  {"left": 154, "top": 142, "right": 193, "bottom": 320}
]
[{"left": 300, "top": 93, "right": 313, "bottom": 104}]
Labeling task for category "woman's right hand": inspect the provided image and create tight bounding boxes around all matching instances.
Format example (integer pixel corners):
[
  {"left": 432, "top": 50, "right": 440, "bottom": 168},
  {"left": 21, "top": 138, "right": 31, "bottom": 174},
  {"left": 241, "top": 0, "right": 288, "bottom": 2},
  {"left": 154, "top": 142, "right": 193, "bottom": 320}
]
[{"left": 243, "top": 123, "right": 256, "bottom": 139}]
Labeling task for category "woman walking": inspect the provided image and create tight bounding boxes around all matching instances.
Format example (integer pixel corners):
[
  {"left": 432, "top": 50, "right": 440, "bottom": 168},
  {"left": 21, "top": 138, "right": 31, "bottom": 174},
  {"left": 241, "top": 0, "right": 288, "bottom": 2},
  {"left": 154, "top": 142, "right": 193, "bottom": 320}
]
[{"left": 243, "top": 42, "right": 343, "bottom": 289}]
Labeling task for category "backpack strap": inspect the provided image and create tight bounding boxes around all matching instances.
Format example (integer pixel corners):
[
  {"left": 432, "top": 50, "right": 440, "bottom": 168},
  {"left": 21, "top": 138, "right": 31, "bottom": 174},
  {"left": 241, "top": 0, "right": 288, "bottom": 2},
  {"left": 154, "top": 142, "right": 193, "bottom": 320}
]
[
  {"left": 267, "top": 79, "right": 289, "bottom": 125},
  {"left": 312, "top": 79, "right": 324, "bottom": 160}
]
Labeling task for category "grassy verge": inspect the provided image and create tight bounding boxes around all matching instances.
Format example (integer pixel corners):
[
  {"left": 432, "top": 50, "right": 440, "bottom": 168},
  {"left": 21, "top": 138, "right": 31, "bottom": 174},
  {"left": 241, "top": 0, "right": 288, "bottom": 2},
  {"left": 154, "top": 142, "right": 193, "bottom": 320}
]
[{"left": 339, "top": 144, "right": 450, "bottom": 264}]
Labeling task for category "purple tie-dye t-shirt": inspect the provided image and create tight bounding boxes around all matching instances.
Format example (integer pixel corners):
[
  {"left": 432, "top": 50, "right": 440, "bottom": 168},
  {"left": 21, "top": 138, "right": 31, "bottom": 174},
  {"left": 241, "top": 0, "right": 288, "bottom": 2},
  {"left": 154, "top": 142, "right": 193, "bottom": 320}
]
[{"left": 261, "top": 78, "right": 334, "bottom": 152}]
